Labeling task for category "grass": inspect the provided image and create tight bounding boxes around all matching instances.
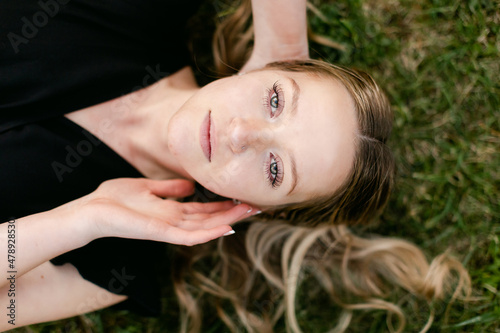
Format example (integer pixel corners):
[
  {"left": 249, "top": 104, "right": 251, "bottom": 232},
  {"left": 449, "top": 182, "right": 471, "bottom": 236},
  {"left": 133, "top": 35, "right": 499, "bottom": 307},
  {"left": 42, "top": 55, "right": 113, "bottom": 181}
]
[{"left": 11, "top": 0, "right": 499, "bottom": 332}]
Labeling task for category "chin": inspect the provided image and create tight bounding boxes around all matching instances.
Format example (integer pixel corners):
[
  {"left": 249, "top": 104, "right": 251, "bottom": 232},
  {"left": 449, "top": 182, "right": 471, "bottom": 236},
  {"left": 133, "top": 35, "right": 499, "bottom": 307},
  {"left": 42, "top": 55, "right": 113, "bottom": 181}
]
[{"left": 166, "top": 114, "right": 187, "bottom": 157}]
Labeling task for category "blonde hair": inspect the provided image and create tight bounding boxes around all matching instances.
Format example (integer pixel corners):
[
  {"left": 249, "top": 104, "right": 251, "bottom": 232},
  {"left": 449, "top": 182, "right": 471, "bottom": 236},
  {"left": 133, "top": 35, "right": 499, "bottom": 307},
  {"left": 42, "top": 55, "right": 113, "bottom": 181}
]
[
  {"left": 171, "top": 1, "right": 471, "bottom": 332},
  {"left": 257, "top": 59, "right": 394, "bottom": 227},
  {"left": 212, "top": 1, "right": 394, "bottom": 227},
  {"left": 172, "top": 222, "right": 470, "bottom": 333}
]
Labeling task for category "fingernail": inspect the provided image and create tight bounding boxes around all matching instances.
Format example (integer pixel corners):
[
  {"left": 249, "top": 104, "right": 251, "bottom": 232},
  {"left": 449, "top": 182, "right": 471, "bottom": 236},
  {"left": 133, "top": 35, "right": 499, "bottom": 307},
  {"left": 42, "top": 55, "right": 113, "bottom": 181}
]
[{"left": 223, "top": 230, "right": 235, "bottom": 236}]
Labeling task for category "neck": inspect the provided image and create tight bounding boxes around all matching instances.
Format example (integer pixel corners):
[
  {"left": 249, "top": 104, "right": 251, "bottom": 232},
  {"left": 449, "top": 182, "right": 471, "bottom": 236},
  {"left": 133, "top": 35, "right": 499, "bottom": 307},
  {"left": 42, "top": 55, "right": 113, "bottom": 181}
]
[
  {"left": 67, "top": 66, "right": 199, "bottom": 180},
  {"left": 125, "top": 67, "right": 200, "bottom": 179}
]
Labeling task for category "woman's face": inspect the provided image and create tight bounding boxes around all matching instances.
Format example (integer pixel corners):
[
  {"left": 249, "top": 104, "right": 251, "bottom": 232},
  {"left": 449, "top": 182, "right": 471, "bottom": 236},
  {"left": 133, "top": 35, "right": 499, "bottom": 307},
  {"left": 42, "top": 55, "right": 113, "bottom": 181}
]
[{"left": 167, "top": 70, "right": 357, "bottom": 208}]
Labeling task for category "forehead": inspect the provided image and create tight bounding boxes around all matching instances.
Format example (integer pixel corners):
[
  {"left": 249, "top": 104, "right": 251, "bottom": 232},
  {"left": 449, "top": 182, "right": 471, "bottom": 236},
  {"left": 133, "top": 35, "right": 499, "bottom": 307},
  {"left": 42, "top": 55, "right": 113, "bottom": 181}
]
[{"left": 282, "top": 71, "right": 358, "bottom": 202}]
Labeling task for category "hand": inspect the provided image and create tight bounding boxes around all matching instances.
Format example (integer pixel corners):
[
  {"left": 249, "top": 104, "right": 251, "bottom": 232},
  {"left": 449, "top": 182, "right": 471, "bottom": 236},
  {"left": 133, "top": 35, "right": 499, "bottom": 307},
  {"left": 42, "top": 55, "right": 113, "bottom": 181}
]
[
  {"left": 239, "top": 0, "right": 310, "bottom": 74},
  {"left": 68, "top": 178, "right": 258, "bottom": 246}
]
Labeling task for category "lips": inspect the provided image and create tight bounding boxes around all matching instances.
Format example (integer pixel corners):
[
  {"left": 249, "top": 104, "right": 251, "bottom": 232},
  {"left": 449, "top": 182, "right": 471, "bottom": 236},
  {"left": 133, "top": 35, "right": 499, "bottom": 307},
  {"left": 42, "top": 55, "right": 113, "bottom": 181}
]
[{"left": 200, "top": 110, "right": 212, "bottom": 162}]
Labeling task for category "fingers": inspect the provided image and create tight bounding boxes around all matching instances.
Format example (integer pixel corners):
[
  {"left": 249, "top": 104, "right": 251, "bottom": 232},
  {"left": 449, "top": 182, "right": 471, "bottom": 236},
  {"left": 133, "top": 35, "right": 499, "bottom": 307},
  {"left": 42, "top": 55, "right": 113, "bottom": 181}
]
[
  {"left": 94, "top": 178, "right": 262, "bottom": 246},
  {"left": 174, "top": 204, "right": 260, "bottom": 231},
  {"left": 180, "top": 200, "right": 236, "bottom": 214},
  {"left": 146, "top": 179, "right": 195, "bottom": 198},
  {"left": 169, "top": 225, "right": 235, "bottom": 246},
  {"left": 180, "top": 201, "right": 262, "bottom": 217},
  {"left": 201, "top": 204, "right": 261, "bottom": 223},
  {"left": 121, "top": 215, "right": 233, "bottom": 246}
]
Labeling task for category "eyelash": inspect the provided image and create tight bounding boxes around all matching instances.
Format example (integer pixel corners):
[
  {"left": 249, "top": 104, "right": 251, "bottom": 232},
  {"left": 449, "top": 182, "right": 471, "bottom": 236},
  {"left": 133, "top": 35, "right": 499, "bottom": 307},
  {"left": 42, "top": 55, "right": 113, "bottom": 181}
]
[
  {"left": 262, "top": 82, "right": 285, "bottom": 189},
  {"left": 264, "top": 81, "right": 285, "bottom": 118},
  {"left": 265, "top": 152, "right": 284, "bottom": 189}
]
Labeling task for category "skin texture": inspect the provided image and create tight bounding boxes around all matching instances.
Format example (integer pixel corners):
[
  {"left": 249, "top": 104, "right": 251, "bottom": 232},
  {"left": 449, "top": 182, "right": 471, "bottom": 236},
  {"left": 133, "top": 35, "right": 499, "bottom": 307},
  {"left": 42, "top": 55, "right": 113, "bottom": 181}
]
[
  {"left": 65, "top": 68, "right": 358, "bottom": 209},
  {"left": 240, "top": 0, "right": 309, "bottom": 73},
  {"left": 0, "top": 0, "right": 319, "bottom": 328},
  {"left": 0, "top": 178, "right": 258, "bottom": 329},
  {"left": 166, "top": 70, "right": 358, "bottom": 208}
]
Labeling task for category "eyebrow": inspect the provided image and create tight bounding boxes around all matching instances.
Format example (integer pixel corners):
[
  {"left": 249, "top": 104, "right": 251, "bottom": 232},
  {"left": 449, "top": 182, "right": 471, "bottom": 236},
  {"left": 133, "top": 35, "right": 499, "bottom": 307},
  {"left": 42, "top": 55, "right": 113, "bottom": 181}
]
[
  {"left": 287, "top": 152, "right": 299, "bottom": 196},
  {"left": 289, "top": 77, "right": 300, "bottom": 117},
  {"left": 287, "top": 77, "right": 300, "bottom": 196}
]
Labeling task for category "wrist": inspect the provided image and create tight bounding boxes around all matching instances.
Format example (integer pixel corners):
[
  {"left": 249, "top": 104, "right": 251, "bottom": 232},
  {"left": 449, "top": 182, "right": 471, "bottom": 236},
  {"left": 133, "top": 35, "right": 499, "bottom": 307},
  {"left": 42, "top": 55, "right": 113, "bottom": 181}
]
[
  {"left": 47, "top": 197, "right": 100, "bottom": 247},
  {"left": 252, "top": 35, "right": 309, "bottom": 61},
  {"left": 250, "top": 44, "right": 309, "bottom": 64}
]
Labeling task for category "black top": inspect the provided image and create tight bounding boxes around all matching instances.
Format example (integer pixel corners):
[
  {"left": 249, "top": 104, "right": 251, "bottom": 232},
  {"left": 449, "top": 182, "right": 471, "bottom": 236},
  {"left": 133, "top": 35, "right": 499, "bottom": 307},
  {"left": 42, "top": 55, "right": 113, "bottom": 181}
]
[
  {"left": 1, "top": 0, "right": 202, "bottom": 132},
  {"left": 0, "top": 0, "right": 203, "bottom": 315},
  {"left": 0, "top": 117, "right": 166, "bottom": 315}
]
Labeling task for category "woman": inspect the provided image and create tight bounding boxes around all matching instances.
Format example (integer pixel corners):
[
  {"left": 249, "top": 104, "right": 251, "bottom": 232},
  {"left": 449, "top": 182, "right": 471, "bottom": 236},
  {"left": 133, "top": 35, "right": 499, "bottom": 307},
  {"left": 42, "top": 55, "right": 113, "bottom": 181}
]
[{"left": 0, "top": 0, "right": 468, "bottom": 331}]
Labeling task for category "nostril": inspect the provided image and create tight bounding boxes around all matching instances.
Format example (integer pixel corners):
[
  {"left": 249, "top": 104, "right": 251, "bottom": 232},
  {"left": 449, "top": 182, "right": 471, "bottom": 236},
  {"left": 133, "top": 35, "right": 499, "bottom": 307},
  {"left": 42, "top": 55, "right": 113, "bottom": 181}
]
[{"left": 229, "top": 118, "right": 270, "bottom": 153}]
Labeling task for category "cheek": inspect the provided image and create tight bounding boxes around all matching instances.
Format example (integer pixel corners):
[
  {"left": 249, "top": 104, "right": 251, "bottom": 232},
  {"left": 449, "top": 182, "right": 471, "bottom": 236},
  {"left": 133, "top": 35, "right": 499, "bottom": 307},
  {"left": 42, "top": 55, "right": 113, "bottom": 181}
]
[
  {"left": 202, "top": 163, "right": 248, "bottom": 196},
  {"left": 201, "top": 79, "right": 243, "bottom": 107},
  {"left": 201, "top": 160, "right": 263, "bottom": 199},
  {"left": 167, "top": 114, "right": 188, "bottom": 158},
  {"left": 215, "top": 82, "right": 264, "bottom": 116}
]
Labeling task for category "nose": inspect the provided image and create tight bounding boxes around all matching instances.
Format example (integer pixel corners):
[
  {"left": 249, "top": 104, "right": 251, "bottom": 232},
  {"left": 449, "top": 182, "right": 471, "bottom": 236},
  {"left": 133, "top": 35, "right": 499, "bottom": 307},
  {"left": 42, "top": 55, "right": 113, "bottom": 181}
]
[{"left": 228, "top": 117, "right": 271, "bottom": 153}]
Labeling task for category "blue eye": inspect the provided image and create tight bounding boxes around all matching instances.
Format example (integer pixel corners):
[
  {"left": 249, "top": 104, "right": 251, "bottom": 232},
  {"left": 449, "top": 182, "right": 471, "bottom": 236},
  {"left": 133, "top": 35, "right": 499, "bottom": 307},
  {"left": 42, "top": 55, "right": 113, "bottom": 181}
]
[
  {"left": 262, "top": 82, "right": 285, "bottom": 189},
  {"left": 267, "top": 81, "right": 285, "bottom": 118},
  {"left": 265, "top": 153, "right": 283, "bottom": 188},
  {"left": 270, "top": 93, "right": 279, "bottom": 112}
]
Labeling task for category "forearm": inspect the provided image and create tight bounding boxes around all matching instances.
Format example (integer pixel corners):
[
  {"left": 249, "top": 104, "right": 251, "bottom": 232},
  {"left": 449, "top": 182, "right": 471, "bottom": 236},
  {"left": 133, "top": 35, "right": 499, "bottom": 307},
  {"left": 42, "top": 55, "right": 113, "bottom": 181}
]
[
  {"left": 0, "top": 177, "right": 251, "bottom": 289},
  {"left": 0, "top": 261, "right": 126, "bottom": 329},
  {"left": 251, "top": 0, "right": 309, "bottom": 59},
  {"left": 0, "top": 205, "right": 92, "bottom": 289}
]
